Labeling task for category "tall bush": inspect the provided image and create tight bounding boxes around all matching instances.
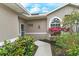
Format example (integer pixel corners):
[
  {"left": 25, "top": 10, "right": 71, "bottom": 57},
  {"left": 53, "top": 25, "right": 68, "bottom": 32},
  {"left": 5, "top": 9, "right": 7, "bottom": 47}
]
[{"left": 55, "top": 33, "right": 79, "bottom": 56}]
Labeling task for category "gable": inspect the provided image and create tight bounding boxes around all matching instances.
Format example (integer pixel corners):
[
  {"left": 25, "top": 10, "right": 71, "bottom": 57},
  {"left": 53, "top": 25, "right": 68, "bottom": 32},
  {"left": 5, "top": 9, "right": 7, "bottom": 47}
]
[
  {"left": 47, "top": 5, "right": 79, "bottom": 20},
  {"left": 47, "top": 5, "right": 79, "bottom": 29}
]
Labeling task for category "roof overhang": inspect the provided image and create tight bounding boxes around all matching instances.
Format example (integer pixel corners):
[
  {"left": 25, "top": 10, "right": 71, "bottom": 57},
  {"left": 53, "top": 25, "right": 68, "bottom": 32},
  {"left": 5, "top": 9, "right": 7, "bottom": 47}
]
[
  {"left": 46, "top": 3, "right": 79, "bottom": 16},
  {"left": 27, "top": 14, "right": 47, "bottom": 19},
  {"left": 19, "top": 14, "right": 47, "bottom": 20},
  {"left": 3, "top": 3, "right": 31, "bottom": 15}
]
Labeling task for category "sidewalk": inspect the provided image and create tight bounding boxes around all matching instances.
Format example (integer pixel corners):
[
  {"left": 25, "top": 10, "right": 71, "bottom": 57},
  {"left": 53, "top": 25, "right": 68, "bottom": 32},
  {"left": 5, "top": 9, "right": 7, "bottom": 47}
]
[{"left": 34, "top": 40, "right": 52, "bottom": 56}]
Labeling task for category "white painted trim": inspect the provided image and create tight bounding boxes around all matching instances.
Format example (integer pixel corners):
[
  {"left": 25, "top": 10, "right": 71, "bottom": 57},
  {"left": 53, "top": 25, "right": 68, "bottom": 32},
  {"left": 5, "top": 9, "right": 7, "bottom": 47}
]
[
  {"left": 25, "top": 32, "right": 48, "bottom": 34},
  {"left": 0, "top": 37, "right": 18, "bottom": 47}
]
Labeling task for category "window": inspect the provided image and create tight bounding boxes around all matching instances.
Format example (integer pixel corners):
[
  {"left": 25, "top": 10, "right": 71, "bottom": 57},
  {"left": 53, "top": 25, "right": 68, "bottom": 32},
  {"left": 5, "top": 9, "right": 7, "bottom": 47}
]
[
  {"left": 53, "top": 18, "right": 60, "bottom": 23},
  {"left": 50, "top": 18, "right": 60, "bottom": 27},
  {"left": 49, "top": 17, "right": 61, "bottom": 36},
  {"left": 21, "top": 24, "right": 24, "bottom": 36}
]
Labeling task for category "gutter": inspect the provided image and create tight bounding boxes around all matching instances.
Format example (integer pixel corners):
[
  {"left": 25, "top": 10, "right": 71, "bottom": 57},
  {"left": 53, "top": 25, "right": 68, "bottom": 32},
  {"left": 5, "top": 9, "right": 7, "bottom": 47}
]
[
  {"left": 16, "top": 3, "right": 31, "bottom": 15},
  {"left": 3, "top": 3, "right": 31, "bottom": 16}
]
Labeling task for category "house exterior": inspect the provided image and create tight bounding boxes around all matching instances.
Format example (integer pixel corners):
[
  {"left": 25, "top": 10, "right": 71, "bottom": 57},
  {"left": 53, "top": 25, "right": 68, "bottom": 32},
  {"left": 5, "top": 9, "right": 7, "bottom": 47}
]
[{"left": 0, "top": 3, "right": 79, "bottom": 44}]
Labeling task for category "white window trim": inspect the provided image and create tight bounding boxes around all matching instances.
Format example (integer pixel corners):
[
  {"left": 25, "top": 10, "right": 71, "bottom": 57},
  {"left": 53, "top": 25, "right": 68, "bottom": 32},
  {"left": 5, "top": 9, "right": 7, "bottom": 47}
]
[
  {"left": 49, "top": 16, "right": 62, "bottom": 28},
  {"left": 25, "top": 32, "right": 48, "bottom": 34}
]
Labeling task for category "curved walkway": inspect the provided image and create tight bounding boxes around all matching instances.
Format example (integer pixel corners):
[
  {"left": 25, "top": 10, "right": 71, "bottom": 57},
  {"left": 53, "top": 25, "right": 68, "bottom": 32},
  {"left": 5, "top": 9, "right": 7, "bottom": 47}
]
[{"left": 34, "top": 40, "right": 52, "bottom": 56}]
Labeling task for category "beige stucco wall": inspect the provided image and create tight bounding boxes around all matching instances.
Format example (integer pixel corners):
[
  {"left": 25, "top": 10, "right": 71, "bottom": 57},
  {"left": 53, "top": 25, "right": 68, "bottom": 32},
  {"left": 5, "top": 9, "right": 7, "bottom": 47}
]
[
  {"left": 0, "top": 4, "right": 19, "bottom": 42},
  {"left": 26, "top": 19, "right": 48, "bottom": 40},
  {"left": 19, "top": 18, "right": 48, "bottom": 40},
  {"left": 27, "top": 34, "right": 49, "bottom": 40},
  {"left": 47, "top": 5, "right": 79, "bottom": 29},
  {"left": 26, "top": 19, "right": 47, "bottom": 33}
]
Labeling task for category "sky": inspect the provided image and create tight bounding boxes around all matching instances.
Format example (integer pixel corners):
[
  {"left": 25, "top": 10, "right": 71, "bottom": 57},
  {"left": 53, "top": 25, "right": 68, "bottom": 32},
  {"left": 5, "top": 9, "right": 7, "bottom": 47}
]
[{"left": 21, "top": 3, "right": 63, "bottom": 14}]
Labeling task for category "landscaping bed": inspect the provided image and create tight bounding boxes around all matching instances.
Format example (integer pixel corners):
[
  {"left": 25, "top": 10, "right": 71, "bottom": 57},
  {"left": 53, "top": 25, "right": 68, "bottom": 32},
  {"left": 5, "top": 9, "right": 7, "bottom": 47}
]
[
  {"left": 51, "top": 33, "right": 79, "bottom": 56},
  {"left": 0, "top": 35, "right": 38, "bottom": 56},
  {"left": 38, "top": 33, "right": 79, "bottom": 56}
]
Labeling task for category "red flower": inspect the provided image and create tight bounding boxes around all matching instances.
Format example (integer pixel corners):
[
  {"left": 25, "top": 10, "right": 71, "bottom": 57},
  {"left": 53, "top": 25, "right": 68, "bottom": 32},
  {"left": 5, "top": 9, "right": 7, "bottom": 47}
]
[
  {"left": 48, "top": 27, "right": 70, "bottom": 33},
  {"left": 49, "top": 27, "right": 63, "bottom": 32}
]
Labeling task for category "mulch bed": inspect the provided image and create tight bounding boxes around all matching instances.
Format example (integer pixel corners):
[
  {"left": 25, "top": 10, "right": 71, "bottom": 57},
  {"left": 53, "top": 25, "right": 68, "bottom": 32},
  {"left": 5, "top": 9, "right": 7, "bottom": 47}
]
[{"left": 33, "top": 45, "right": 38, "bottom": 56}]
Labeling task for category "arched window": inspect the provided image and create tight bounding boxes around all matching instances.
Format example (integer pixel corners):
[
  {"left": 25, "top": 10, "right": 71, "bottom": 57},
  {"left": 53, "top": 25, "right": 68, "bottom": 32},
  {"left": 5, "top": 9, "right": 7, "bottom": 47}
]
[{"left": 51, "top": 18, "right": 60, "bottom": 28}]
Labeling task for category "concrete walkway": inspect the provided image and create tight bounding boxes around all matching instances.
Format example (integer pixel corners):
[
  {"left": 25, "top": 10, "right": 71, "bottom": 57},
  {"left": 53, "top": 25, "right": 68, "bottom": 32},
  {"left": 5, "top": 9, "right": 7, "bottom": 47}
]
[{"left": 34, "top": 40, "right": 52, "bottom": 56}]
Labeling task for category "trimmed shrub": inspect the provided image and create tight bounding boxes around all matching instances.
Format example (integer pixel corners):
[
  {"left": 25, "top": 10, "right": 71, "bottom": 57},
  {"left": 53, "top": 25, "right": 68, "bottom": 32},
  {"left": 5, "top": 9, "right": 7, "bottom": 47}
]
[{"left": 0, "top": 35, "right": 38, "bottom": 56}]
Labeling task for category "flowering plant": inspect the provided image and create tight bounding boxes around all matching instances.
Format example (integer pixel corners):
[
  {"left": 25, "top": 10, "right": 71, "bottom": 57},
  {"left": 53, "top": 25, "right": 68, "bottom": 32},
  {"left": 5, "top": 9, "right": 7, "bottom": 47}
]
[
  {"left": 48, "top": 27, "right": 70, "bottom": 33},
  {"left": 48, "top": 27, "right": 63, "bottom": 32}
]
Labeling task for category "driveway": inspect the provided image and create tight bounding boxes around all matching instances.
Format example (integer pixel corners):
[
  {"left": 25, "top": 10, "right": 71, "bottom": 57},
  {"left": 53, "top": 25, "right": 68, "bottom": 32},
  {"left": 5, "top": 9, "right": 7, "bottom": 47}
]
[{"left": 34, "top": 40, "right": 52, "bottom": 56}]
